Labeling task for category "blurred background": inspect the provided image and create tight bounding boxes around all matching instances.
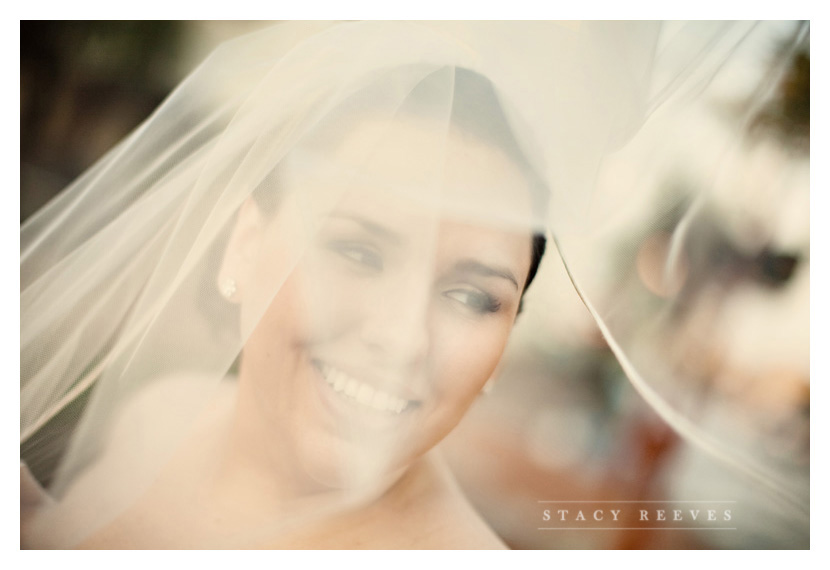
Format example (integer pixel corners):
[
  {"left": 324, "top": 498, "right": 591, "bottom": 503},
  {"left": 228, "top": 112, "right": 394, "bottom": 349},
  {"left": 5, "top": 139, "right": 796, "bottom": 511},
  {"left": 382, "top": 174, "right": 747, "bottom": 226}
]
[
  {"left": 20, "top": 21, "right": 809, "bottom": 549},
  {"left": 20, "top": 21, "right": 272, "bottom": 221}
]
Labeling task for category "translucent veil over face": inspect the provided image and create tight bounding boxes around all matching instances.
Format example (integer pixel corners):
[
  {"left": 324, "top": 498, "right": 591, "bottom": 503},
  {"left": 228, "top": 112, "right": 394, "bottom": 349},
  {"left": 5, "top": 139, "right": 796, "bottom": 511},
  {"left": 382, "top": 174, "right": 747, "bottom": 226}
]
[{"left": 21, "top": 21, "right": 809, "bottom": 548}]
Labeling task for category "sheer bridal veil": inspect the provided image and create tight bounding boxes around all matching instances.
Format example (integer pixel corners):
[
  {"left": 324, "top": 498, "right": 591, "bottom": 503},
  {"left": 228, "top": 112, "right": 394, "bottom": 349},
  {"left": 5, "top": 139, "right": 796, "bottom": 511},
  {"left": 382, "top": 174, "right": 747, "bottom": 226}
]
[{"left": 21, "top": 21, "right": 809, "bottom": 548}]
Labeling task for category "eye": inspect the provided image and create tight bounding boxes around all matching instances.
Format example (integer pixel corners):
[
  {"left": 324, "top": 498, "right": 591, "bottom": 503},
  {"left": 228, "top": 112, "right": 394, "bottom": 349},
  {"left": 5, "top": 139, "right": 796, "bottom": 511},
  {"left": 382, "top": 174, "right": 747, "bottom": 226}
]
[
  {"left": 328, "top": 242, "right": 383, "bottom": 271},
  {"left": 443, "top": 288, "right": 501, "bottom": 314}
]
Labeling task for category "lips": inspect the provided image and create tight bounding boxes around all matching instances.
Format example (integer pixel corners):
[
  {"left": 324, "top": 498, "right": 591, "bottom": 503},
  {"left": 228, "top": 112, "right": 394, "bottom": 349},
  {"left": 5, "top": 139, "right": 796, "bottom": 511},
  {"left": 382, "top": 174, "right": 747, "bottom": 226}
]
[{"left": 312, "top": 360, "right": 419, "bottom": 415}]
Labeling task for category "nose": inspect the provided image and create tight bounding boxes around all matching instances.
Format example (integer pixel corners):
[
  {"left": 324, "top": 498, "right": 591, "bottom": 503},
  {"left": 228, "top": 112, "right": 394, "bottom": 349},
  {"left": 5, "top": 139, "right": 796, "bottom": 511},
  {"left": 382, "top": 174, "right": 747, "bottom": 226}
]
[{"left": 358, "top": 270, "right": 432, "bottom": 368}]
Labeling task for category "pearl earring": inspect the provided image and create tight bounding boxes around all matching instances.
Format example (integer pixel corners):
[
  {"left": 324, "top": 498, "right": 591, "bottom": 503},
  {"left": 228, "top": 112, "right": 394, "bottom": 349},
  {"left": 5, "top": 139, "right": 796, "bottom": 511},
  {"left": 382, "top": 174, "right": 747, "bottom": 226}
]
[{"left": 220, "top": 277, "right": 237, "bottom": 300}]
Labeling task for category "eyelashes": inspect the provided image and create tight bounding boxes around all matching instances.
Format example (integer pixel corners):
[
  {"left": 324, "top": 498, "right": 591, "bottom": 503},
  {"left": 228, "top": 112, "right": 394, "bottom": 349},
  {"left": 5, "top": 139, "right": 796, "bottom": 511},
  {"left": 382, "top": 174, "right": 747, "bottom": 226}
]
[
  {"left": 443, "top": 289, "right": 502, "bottom": 314},
  {"left": 327, "top": 241, "right": 383, "bottom": 271},
  {"left": 325, "top": 240, "right": 504, "bottom": 315}
]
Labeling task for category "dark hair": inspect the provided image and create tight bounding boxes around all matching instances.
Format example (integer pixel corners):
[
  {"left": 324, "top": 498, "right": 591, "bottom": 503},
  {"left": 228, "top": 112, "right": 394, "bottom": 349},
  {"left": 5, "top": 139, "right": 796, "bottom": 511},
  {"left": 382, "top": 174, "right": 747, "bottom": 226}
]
[
  {"left": 447, "top": 67, "right": 548, "bottom": 299},
  {"left": 526, "top": 233, "right": 547, "bottom": 292}
]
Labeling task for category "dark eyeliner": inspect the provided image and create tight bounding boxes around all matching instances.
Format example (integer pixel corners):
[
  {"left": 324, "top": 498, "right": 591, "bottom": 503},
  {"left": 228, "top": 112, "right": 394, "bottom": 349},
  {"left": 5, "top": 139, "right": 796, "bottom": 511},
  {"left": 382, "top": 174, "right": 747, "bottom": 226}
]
[{"left": 444, "top": 288, "right": 501, "bottom": 314}]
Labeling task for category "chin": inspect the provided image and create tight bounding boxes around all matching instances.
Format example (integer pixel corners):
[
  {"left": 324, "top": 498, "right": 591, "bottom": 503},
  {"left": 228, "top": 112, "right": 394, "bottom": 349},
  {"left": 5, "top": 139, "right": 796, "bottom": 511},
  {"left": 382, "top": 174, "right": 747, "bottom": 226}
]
[{"left": 290, "top": 423, "right": 412, "bottom": 493}]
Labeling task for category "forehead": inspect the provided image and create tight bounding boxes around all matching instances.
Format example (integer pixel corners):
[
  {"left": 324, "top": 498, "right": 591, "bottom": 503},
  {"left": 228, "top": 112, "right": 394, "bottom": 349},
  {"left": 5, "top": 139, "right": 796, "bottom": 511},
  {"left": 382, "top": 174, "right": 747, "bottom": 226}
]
[{"left": 288, "top": 114, "right": 537, "bottom": 233}]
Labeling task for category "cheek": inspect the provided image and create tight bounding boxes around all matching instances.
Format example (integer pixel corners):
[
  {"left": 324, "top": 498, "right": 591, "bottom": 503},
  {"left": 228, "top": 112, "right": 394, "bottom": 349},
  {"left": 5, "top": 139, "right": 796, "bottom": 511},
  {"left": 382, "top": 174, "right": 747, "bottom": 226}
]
[
  {"left": 428, "top": 315, "right": 511, "bottom": 411},
  {"left": 253, "top": 252, "right": 370, "bottom": 344},
  {"left": 240, "top": 274, "right": 308, "bottom": 400},
  {"left": 297, "top": 263, "right": 377, "bottom": 340}
]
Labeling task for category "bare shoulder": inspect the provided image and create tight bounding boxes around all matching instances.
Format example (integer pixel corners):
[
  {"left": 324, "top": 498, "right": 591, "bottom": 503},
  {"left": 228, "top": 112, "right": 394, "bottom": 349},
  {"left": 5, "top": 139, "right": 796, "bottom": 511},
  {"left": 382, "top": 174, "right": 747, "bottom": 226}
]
[
  {"left": 25, "top": 375, "right": 236, "bottom": 547},
  {"left": 112, "top": 374, "right": 236, "bottom": 438},
  {"left": 92, "top": 373, "right": 237, "bottom": 497}
]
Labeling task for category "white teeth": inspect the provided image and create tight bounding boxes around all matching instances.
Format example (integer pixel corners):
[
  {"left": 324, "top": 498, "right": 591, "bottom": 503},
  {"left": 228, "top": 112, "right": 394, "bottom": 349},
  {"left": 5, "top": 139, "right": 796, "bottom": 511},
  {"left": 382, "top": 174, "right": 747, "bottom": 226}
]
[
  {"left": 318, "top": 362, "right": 411, "bottom": 415},
  {"left": 344, "top": 379, "right": 358, "bottom": 398},
  {"left": 356, "top": 384, "right": 374, "bottom": 405},
  {"left": 371, "top": 392, "right": 389, "bottom": 411}
]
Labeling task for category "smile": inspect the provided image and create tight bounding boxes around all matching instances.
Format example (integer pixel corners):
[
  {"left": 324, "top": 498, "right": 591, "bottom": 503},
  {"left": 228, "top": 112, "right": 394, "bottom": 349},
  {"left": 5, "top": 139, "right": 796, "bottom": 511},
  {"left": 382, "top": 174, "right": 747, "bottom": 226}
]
[{"left": 314, "top": 361, "right": 416, "bottom": 415}]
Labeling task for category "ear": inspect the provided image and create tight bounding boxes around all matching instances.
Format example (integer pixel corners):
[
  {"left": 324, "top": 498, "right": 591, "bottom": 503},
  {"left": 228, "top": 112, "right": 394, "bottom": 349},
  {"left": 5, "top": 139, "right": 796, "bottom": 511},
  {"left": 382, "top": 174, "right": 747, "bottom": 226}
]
[{"left": 217, "top": 197, "right": 265, "bottom": 303}]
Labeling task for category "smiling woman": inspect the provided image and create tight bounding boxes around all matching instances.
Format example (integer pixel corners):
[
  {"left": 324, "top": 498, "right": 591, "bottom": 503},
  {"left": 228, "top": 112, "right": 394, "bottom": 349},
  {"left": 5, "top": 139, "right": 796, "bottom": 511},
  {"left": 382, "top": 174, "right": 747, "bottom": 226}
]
[
  {"left": 20, "top": 21, "right": 809, "bottom": 549},
  {"left": 20, "top": 31, "right": 548, "bottom": 548}
]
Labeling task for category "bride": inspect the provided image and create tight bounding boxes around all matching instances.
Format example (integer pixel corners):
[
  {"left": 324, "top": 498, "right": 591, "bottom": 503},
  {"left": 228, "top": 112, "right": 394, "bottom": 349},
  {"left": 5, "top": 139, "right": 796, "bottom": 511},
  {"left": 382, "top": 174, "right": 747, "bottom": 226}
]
[
  {"left": 21, "top": 21, "right": 809, "bottom": 549},
  {"left": 21, "top": 23, "right": 553, "bottom": 549}
]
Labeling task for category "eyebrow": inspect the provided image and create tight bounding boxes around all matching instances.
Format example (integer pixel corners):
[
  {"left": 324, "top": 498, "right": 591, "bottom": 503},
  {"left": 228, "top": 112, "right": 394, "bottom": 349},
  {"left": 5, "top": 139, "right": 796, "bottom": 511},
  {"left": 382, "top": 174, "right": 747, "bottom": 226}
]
[
  {"left": 453, "top": 259, "right": 519, "bottom": 290},
  {"left": 328, "top": 214, "right": 520, "bottom": 290},
  {"left": 329, "top": 213, "right": 402, "bottom": 244}
]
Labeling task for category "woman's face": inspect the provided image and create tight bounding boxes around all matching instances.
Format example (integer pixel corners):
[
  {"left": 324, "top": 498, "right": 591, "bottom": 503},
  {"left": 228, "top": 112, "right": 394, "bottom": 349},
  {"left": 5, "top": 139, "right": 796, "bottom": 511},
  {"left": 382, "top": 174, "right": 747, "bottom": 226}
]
[{"left": 232, "top": 117, "right": 535, "bottom": 488}]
